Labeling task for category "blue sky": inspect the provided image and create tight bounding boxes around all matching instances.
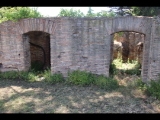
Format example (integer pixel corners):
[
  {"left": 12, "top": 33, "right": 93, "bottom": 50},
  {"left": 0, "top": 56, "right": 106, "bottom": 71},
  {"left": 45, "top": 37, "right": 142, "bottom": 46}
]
[{"left": 31, "top": 7, "right": 111, "bottom": 17}]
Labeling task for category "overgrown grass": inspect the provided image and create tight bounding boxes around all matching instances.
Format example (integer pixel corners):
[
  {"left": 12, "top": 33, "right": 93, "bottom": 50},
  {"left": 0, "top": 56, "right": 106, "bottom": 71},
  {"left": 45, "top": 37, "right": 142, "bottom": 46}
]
[
  {"left": 94, "top": 75, "right": 119, "bottom": 91},
  {"left": 128, "top": 77, "right": 160, "bottom": 100},
  {"left": 0, "top": 69, "right": 119, "bottom": 91},
  {"left": 1, "top": 69, "right": 160, "bottom": 99},
  {"left": 67, "top": 70, "right": 96, "bottom": 85},
  {"left": 111, "top": 58, "right": 141, "bottom": 76},
  {"left": 0, "top": 69, "right": 64, "bottom": 83},
  {"left": 145, "top": 78, "right": 160, "bottom": 100},
  {"left": 0, "top": 70, "right": 39, "bottom": 82},
  {"left": 44, "top": 69, "right": 64, "bottom": 84},
  {"left": 67, "top": 70, "right": 119, "bottom": 91}
]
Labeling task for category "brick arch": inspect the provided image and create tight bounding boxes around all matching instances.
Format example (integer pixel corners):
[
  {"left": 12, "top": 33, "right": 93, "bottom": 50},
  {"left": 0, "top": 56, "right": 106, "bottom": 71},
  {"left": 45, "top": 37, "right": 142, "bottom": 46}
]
[
  {"left": 105, "top": 16, "right": 153, "bottom": 82},
  {"left": 15, "top": 18, "right": 57, "bottom": 35}
]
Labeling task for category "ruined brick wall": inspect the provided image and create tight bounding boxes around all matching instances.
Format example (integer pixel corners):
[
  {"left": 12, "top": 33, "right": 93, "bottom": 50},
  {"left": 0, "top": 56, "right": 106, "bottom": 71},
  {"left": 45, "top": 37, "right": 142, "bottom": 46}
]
[
  {"left": 148, "top": 16, "right": 160, "bottom": 80},
  {"left": 0, "top": 16, "right": 158, "bottom": 82}
]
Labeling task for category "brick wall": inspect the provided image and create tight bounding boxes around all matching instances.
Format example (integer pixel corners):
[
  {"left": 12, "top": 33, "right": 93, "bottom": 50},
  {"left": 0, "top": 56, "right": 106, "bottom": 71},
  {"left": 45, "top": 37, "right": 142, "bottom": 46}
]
[{"left": 0, "top": 16, "right": 158, "bottom": 82}]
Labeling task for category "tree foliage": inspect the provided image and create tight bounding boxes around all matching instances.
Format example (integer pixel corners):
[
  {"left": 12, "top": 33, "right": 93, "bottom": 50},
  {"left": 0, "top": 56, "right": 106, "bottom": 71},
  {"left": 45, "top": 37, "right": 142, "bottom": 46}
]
[
  {"left": 58, "top": 7, "right": 116, "bottom": 18},
  {"left": 109, "top": 7, "right": 133, "bottom": 16},
  {"left": 0, "top": 7, "right": 43, "bottom": 23},
  {"left": 131, "top": 7, "right": 160, "bottom": 16},
  {"left": 110, "top": 7, "right": 160, "bottom": 17},
  {"left": 58, "top": 8, "right": 84, "bottom": 17}
]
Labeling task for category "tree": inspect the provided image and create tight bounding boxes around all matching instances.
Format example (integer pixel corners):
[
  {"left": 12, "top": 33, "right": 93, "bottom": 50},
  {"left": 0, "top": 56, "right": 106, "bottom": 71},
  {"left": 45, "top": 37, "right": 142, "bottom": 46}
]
[
  {"left": 110, "top": 7, "right": 160, "bottom": 17},
  {"left": 109, "top": 7, "right": 133, "bottom": 16},
  {"left": 96, "top": 10, "right": 116, "bottom": 17},
  {"left": 58, "top": 7, "right": 116, "bottom": 18},
  {"left": 0, "top": 7, "right": 43, "bottom": 23},
  {"left": 131, "top": 7, "right": 160, "bottom": 16},
  {"left": 86, "top": 7, "right": 96, "bottom": 17},
  {"left": 58, "top": 8, "right": 84, "bottom": 17}
]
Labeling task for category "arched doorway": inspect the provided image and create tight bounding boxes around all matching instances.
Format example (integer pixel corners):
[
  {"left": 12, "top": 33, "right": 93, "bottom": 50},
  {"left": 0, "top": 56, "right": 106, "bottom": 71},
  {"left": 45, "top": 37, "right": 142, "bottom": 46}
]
[
  {"left": 23, "top": 31, "right": 51, "bottom": 71},
  {"left": 110, "top": 31, "right": 145, "bottom": 77}
]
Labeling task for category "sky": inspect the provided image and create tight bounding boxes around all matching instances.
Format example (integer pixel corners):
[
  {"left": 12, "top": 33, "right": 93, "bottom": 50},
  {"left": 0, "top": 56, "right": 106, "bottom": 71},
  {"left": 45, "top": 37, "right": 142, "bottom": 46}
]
[{"left": 31, "top": 7, "right": 111, "bottom": 17}]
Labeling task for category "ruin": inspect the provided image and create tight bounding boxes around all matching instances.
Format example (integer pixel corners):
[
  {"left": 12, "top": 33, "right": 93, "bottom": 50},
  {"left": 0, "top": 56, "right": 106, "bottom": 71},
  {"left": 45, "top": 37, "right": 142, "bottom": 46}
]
[{"left": 0, "top": 16, "right": 160, "bottom": 82}]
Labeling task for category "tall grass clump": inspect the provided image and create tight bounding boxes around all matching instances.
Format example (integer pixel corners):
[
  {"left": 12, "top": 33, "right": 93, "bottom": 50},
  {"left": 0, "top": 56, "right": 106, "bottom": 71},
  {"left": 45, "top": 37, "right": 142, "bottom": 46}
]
[
  {"left": 0, "top": 71, "right": 19, "bottom": 80},
  {"left": 0, "top": 70, "right": 39, "bottom": 82},
  {"left": 94, "top": 75, "right": 119, "bottom": 91},
  {"left": 145, "top": 78, "right": 160, "bottom": 100},
  {"left": 44, "top": 69, "right": 64, "bottom": 84},
  {"left": 67, "top": 70, "right": 95, "bottom": 86},
  {"left": 111, "top": 58, "right": 141, "bottom": 76},
  {"left": 67, "top": 70, "right": 119, "bottom": 91}
]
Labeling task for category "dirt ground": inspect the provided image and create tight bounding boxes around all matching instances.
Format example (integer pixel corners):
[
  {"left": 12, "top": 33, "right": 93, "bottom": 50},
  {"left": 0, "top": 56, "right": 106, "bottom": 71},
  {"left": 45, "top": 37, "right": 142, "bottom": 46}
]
[{"left": 0, "top": 75, "right": 160, "bottom": 113}]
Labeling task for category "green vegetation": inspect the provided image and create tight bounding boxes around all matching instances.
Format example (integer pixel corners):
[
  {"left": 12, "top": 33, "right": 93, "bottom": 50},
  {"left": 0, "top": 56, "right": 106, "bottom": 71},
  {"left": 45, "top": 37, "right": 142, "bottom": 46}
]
[
  {"left": 111, "top": 58, "right": 141, "bottom": 76},
  {"left": 67, "top": 70, "right": 96, "bottom": 85},
  {"left": 67, "top": 70, "right": 119, "bottom": 91},
  {"left": 0, "top": 69, "right": 119, "bottom": 91},
  {"left": 110, "top": 7, "right": 160, "bottom": 17},
  {"left": 145, "top": 78, "right": 160, "bottom": 100},
  {"left": 58, "top": 7, "right": 116, "bottom": 17},
  {"left": 58, "top": 8, "right": 84, "bottom": 17},
  {"left": 44, "top": 69, "right": 64, "bottom": 84},
  {"left": 0, "top": 7, "right": 43, "bottom": 23}
]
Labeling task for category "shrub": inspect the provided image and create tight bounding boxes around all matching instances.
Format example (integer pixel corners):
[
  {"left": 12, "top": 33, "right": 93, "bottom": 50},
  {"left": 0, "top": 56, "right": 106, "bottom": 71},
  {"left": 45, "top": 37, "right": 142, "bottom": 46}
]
[
  {"left": 121, "top": 69, "right": 141, "bottom": 75},
  {"left": 0, "top": 71, "right": 19, "bottom": 80},
  {"left": 67, "top": 70, "right": 119, "bottom": 90},
  {"left": 44, "top": 69, "right": 64, "bottom": 84},
  {"left": 94, "top": 75, "right": 119, "bottom": 91},
  {"left": 145, "top": 79, "right": 160, "bottom": 100},
  {"left": 67, "top": 70, "right": 96, "bottom": 86},
  {"left": 0, "top": 70, "right": 37, "bottom": 82}
]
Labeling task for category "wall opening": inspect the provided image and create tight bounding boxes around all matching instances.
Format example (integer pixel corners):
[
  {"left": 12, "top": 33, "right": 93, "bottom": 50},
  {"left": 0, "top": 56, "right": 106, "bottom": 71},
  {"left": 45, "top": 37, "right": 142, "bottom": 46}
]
[
  {"left": 23, "top": 31, "right": 51, "bottom": 71},
  {"left": 110, "top": 31, "right": 145, "bottom": 78}
]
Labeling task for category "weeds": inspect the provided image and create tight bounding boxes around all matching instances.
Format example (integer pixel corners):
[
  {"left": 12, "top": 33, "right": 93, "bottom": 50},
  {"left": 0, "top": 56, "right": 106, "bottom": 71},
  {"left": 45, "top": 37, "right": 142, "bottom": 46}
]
[
  {"left": 94, "top": 75, "right": 119, "bottom": 91},
  {"left": 67, "top": 70, "right": 95, "bottom": 86},
  {"left": 145, "top": 78, "right": 160, "bottom": 100},
  {"left": 111, "top": 58, "right": 141, "bottom": 76},
  {"left": 67, "top": 70, "right": 119, "bottom": 91},
  {"left": 44, "top": 69, "right": 64, "bottom": 84}
]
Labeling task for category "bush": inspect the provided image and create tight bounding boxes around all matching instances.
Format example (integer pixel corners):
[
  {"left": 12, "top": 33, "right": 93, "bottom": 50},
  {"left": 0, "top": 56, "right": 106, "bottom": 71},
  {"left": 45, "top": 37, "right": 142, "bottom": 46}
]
[
  {"left": 94, "top": 75, "right": 119, "bottom": 91},
  {"left": 67, "top": 70, "right": 119, "bottom": 90},
  {"left": 0, "top": 70, "right": 39, "bottom": 82},
  {"left": 146, "top": 79, "right": 160, "bottom": 100},
  {"left": 0, "top": 71, "right": 19, "bottom": 80},
  {"left": 67, "top": 70, "right": 96, "bottom": 86},
  {"left": 120, "top": 69, "right": 141, "bottom": 75},
  {"left": 44, "top": 69, "right": 64, "bottom": 84}
]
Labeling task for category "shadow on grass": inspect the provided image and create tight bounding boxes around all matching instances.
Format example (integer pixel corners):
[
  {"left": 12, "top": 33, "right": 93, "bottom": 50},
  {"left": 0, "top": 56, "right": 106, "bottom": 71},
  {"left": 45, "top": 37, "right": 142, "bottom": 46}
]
[{"left": 0, "top": 79, "right": 159, "bottom": 113}]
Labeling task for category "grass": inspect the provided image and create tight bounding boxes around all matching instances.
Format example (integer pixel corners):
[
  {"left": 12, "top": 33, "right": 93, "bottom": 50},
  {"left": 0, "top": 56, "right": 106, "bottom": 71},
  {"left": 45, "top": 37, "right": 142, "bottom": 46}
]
[
  {"left": 67, "top": 70, "right": 96, "bottom": 86},
  {"left": 0, "top": 69, "right": 119, "bottom": 91},
  {"left": 67, "top": 70, "right": 119, "bottom": 91},
  {"left": 0, "top": 69, "right": 64, "bottom": 83},
  {"left": 44, "top": 69, "right": 64, "bottom": 84},
  {"left": 1, "top": 58, "right": 160, "bottom": 101},
  {"left": 111, "top": 58, "right": 141, "bottom": 76},
  {"left": 1, "top": 76, "right": 160, "bottom": 113},
  {"left": 145, "top": 78, "right": 160, "bottom": 100}
]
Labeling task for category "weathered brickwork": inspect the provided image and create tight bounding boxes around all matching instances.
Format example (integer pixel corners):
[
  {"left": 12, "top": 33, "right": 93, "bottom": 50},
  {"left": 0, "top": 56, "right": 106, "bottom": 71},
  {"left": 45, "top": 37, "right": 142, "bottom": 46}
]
[
  {"left": 0, "top": 16, "right": 159, "bottom": 82},
  {"left": 24, "top": 31, "right": 50, "bottom": 69}
]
